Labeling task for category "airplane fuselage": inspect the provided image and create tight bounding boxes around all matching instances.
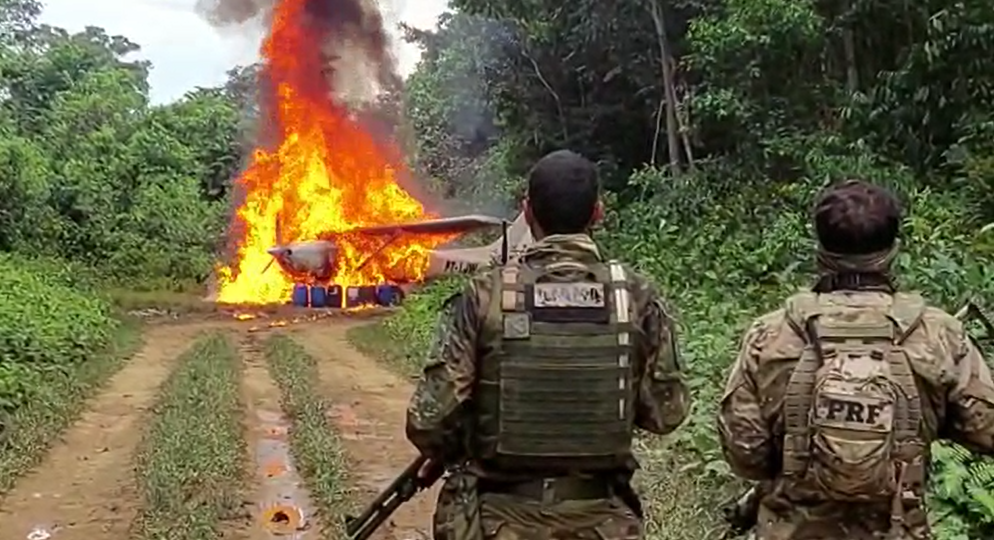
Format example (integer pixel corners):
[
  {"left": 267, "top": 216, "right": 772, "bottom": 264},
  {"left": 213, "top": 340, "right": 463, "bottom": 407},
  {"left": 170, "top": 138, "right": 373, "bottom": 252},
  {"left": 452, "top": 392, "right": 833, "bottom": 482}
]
[{"left": 266, "top": 240, "right": 338, "bottom": 282}]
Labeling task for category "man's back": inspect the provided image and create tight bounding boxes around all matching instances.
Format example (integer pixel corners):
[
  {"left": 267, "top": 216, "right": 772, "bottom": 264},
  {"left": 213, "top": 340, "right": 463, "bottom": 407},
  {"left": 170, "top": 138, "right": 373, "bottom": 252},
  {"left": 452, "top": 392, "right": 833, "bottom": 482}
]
[
  {"left": 466, "top": 233, "right": 688, "bottom": 475},
  {"left": 408, "top": 233, "right": 690, "bottom": 539},
  {"left": 718, "top": 289, "right": 994, "bottom": 539},
  {"left": 407, "top": 149, "right": 690, "bottom": 540}
]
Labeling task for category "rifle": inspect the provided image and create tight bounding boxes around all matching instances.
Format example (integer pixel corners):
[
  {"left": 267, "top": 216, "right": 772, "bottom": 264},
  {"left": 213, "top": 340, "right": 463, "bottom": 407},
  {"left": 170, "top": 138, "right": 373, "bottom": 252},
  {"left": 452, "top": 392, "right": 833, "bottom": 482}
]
[
  {"left": 721, "top": 485, "right": 760, "bottom": 538},
  {"left": 954, "top": 298, "right": 994, "bottom": 345},
  {"left": 720, "top": 300, "right": 993, "bottom": 538},
  {"left": 345, "top": 455, "right": 443, "bottom": 540}
]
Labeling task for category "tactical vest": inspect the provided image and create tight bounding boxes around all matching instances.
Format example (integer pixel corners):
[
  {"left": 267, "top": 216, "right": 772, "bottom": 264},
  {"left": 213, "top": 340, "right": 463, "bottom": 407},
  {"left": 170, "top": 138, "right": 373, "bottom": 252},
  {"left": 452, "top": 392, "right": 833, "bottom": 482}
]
[
  {"left": 781, "top": 291, "right": 927, "bottom": 504},
  {"left": 473, "top": 259, "right": 636, "bottom": 472}
]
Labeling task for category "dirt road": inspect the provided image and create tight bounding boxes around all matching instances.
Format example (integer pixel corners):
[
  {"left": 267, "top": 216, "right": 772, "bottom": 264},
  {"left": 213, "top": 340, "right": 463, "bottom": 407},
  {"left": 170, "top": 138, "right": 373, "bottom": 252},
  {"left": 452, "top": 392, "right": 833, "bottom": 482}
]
[
  {"left": 0, "top": 322, "right": 216, "bottom": 539},
  {"left": 291, "top": 320, "right": 436, "bottom": 539},
  {"left": 0, "top": 314, "right": 431, "bottom": 540}
]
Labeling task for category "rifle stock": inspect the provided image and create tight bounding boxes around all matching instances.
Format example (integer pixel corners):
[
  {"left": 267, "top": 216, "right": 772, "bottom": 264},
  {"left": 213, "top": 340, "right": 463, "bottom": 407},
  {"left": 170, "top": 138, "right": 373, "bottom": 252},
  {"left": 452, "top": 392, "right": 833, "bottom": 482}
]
[
  {"left": 345, "top": 455, "right": 442, "bottom": 539},
  {"left": 722, "top": 485, "right": 760, "bottom": 538},
  {"left": 955, "top": 299, "right": 994, "bottom": 344}
]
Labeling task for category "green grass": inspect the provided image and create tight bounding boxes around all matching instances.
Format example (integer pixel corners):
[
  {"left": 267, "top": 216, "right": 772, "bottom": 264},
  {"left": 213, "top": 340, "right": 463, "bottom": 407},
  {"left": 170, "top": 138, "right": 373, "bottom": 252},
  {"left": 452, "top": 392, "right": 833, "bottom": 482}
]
[
  {"left": 264, "top": 334, "right": 351, "bottom": 537},
  {"left": 107, "top": 288, "right": 215, "bottom": 315},
  {"left": 0, "top": 316, "right": 143, "bottom": 492},
  {"left": 347, "top": 323, "right": 422, "bottom": 379},
  {"left": 132, "top": 332, "right": 245, "bottom": 540}
]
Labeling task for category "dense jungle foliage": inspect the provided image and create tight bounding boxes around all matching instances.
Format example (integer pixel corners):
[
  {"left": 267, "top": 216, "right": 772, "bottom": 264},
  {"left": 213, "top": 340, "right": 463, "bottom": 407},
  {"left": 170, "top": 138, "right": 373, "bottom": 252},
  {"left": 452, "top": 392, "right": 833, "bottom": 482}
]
[
  {"left": 0, "top": 0, "right": 992, "bottom": 537},
  {"left": 0, "top": 0, "right": 241, "bottom": 421},
  {"left": 393, "top": 0, "right": 994, "bottom": 538}
]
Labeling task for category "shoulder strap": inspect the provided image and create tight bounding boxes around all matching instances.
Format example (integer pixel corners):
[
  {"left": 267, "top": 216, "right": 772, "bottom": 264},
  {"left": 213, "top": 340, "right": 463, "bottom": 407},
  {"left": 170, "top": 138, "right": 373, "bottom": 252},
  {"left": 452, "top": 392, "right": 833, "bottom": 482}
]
[
  {"left": 499, "top": 266, "right": 520, "bottom": 311},
  {"left": 486, "top": 266, "right": 521, "bottom": 343},
  {"left": 782, "top": 292, "right": 822, "bottom": 478},
  {"left": 884, "top": 293, "right": 925, "bottom": 461},
  {"left": 607, "top": 260, "right": 631, "bottom": 326}
]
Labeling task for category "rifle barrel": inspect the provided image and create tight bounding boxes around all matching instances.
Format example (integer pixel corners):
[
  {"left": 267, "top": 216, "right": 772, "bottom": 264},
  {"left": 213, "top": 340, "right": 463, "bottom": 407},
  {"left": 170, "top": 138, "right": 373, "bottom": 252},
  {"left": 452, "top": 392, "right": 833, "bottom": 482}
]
[
  {"left": 345, "top": 455, "right": 429, "bottom": 539},
  {"left": 346, "top": 491, "right": 405, "bottom": 540}
]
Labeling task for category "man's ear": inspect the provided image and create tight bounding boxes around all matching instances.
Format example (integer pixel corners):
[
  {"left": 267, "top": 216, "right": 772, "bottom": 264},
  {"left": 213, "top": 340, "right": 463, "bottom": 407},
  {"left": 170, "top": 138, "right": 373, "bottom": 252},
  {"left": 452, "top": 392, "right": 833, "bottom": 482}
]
[
  {"left": 523, "top": 198, "right": 534, "bottom": 226},
  {"left": 590, "top": 200, "right": 604, "bottom": 226}
]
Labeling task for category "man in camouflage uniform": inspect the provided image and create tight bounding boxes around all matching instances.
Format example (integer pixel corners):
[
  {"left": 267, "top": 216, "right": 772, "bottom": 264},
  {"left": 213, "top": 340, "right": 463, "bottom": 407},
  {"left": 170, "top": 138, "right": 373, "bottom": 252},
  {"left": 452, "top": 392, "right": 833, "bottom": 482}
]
[
  {"left": 717, "top": 179, "right": 994, "bottom": 539},
  {"left": 406, "top": 149, "right": 691, "bottom": 539}
]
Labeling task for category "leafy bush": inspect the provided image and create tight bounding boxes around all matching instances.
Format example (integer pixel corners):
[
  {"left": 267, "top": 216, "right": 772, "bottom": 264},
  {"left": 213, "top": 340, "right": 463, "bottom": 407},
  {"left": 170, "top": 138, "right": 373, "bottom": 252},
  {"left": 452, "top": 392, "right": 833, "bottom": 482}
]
[{"left": 0, "top": 253, "right": 117, "bottom": 411}]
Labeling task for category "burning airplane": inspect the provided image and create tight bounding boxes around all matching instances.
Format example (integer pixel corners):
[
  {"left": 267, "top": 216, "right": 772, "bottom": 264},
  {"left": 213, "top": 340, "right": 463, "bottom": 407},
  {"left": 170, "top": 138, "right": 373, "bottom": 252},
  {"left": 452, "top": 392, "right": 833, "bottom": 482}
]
[
  {"left": 263, "top": 212, "right": 532, "bottom": 284},
  {"left": 256, "top": 211, "right": 533, "bottom": 307},
  {"left": 212, "top": 0, "right": 533, "bottom": 308}
]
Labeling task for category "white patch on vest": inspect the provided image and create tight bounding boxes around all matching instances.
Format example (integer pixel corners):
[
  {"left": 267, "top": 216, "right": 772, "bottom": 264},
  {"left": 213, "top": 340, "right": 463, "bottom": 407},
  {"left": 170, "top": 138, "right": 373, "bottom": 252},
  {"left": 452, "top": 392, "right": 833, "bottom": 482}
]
[
  {"left": 532, "top": 282, "right": 605, "bottom": 307},
  {"left": 502, "top": 312, "right": 530, "bottom": 339},
  {"left": 614, "top": 289, "right": 630, "bottom": 323}
]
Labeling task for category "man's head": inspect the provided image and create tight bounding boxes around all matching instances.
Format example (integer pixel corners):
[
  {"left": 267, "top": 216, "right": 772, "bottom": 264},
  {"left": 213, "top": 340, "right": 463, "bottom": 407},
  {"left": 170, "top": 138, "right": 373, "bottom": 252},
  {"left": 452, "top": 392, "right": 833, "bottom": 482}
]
[
  {"left": 523, "top": 150, "right": 603, "bottom": 238},
  {"left": 813, "top": 179, "right": 901, "bottom": 254}
]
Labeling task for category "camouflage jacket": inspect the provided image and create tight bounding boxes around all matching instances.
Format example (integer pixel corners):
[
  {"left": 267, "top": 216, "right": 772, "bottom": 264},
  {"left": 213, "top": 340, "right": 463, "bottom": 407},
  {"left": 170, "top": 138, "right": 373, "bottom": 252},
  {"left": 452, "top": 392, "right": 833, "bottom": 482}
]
[
  {"left": 405, "top": 233, "right": 691, "bottom": 475},
  {"left": 717, "top": 290, "right": 994, "bottom": 539}
]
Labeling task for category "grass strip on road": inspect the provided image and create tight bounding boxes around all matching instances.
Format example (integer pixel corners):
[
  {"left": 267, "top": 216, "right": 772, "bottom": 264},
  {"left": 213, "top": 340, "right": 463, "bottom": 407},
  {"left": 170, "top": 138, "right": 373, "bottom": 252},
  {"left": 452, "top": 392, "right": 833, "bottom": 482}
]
[
  {"left": 0, "top": 317, "right": 143, "bottom": 492},
  {"left": 132, "top": 331, "right": 245, "bottom": 540},
  {"left": 265, "top": 334, "right": 350, "bottom": 536}
]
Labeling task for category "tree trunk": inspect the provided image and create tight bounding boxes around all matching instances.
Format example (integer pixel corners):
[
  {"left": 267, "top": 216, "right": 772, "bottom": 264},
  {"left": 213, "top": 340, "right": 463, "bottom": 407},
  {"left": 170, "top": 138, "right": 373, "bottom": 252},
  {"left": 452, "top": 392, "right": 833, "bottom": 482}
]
[
  {"left": 843, "top": 27, "right": 858, "bottom": 92},
  {"left": 648, "top": 0, "right": 682, "bottom": 175}
]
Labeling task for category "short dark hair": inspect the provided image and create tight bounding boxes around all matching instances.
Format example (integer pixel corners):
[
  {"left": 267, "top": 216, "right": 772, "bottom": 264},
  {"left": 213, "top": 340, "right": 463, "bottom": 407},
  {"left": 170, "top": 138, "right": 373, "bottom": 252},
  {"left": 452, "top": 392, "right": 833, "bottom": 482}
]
[
  {"left": 813, "top": 179, "right": 901, "bottom": 254},
  {"left": 526, "top": 150, "right": 600, "bottom": 234}
]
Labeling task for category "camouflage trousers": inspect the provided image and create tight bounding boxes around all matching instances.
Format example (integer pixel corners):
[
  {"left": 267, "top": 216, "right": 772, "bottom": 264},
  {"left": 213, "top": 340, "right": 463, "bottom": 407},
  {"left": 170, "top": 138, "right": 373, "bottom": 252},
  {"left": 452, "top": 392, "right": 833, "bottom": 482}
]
[
  {"left": 753, "top": 503, "right": 930, "bottom": 539},
  {"left": 432, "top": 474, "right": 643, "bottom": 540}
]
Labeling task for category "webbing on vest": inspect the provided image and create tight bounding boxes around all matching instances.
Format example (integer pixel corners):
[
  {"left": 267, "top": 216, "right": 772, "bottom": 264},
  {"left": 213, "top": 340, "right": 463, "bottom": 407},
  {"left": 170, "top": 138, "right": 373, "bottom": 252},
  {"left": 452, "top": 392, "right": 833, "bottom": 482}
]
[
  {"left": 488, "top": 259, "right": 634, "bottom": 461},
  {"left": 781, "top": 293, "right": 925, "bottom": 480}
]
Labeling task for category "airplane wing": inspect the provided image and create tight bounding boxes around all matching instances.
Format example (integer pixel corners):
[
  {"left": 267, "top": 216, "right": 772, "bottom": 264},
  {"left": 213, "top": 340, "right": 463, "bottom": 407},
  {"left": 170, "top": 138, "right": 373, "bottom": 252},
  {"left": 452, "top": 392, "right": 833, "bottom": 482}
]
[
  {"left": 423, "top": 245, "right": 498, "bottom": 276},
  {"left": 345, "top": 214, "right": 505, "bottom": 237}
]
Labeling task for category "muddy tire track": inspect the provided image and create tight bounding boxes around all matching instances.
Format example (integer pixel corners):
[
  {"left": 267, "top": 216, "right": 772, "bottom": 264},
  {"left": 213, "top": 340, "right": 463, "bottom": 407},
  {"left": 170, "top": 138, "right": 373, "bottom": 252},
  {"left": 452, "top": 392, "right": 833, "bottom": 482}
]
[
  {"left": 288, "top": 320, "right": 435, "bottom": 539},
  {"left": 0, "top": 322, "right": 218, "bottom": 540},
  {"left": 237, "top": 330, "right": 320, "bottom": 540}
]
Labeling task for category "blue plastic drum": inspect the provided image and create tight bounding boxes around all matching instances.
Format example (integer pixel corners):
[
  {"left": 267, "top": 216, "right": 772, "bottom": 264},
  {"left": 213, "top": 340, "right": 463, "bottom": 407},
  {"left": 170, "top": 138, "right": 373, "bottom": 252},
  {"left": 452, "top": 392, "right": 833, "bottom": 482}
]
[
  {"left": 375, "top": 284, "right": 403, "bottom": 306},
  {"left": 291, "top": 283, "right": 309, "bottom": 307},
  {"left": 310, "top": 286, "right": 328, "bottom": 307}
]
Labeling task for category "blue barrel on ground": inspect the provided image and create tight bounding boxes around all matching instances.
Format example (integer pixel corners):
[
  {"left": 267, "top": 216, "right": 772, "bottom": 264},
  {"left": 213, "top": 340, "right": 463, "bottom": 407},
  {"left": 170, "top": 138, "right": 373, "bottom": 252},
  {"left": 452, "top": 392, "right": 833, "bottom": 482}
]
[
  {"left": 291, "top": 283, "right": 309, "bottom": 307},
  {"left": 326, "top": 284, "right": 343, "bottom": 308},
  {"left": 375, "top": 284, "right": 403, "bottom": 306},
  {"left": 310, "top": 285, "right": 328, "bottom": 307}
]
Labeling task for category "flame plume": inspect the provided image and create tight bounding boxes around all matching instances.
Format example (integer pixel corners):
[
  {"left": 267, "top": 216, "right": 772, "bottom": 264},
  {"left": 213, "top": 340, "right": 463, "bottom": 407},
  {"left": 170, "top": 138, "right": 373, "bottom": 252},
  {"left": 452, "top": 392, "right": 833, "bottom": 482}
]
[{"left": 216, "top": 0, "right": 449, "bottom": 304}]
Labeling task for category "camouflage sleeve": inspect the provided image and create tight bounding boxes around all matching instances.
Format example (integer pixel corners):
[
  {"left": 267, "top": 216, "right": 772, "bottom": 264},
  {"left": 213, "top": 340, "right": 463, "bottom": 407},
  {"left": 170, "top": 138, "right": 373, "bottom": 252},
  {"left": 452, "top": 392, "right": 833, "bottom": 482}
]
[
  {"left": 404, "top": 284, "right": 482, "bottom": 460},
  {"left": 717, "top": 318, "right": 778, "bottom": 481},
  {"left": 634, "top": 294, "right": 691, "bottom": 435},
  {"left": 941, "top": 324, "right": 994, "bottom": 453}
]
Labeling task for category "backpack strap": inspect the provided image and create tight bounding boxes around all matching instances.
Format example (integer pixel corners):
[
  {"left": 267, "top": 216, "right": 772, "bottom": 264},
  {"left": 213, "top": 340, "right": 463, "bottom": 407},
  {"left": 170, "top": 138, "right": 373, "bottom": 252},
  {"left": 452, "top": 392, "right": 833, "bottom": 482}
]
[
  {"left": 886, "top": 294, "right": 926, "bottom": 488},
  {"left": 607, "top": 260, "right": 634, "bottom": 421},
  {"left": 782, "top": 292, "right": 821, "bottom": 477}
]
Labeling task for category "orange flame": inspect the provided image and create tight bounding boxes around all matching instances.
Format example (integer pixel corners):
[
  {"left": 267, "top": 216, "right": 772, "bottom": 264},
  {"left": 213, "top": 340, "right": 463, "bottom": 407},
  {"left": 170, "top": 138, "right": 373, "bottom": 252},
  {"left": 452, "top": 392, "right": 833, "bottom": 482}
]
[{"left": 216, "top": 0, "right": 450, "bottom": 304}]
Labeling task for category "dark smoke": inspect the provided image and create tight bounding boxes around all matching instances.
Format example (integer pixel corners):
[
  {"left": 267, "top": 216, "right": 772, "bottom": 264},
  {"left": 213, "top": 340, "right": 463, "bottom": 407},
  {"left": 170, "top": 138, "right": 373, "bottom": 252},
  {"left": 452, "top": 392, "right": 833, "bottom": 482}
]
[
  {"left": 195, "top": 0, "right": 402, "bottom": 96},
  {"left": 195, "top": 0, "right": 473, "bottom": 219},
  {"left": 194, "top": 0, "right": 272, "bottom": 26},
  {"left": 306, "top": 0, "right": 400, "bottom": 87}
]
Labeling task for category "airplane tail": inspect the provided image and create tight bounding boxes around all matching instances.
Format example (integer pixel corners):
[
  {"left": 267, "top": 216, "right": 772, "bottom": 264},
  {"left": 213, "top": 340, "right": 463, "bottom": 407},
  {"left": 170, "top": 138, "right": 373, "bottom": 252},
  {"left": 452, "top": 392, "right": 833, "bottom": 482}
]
[
  {"left": 422, "top": 211, "right": 532, "bottom": 277},
  {"left": 488, "top": 211, "right": 531, "bottom": 261}
]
